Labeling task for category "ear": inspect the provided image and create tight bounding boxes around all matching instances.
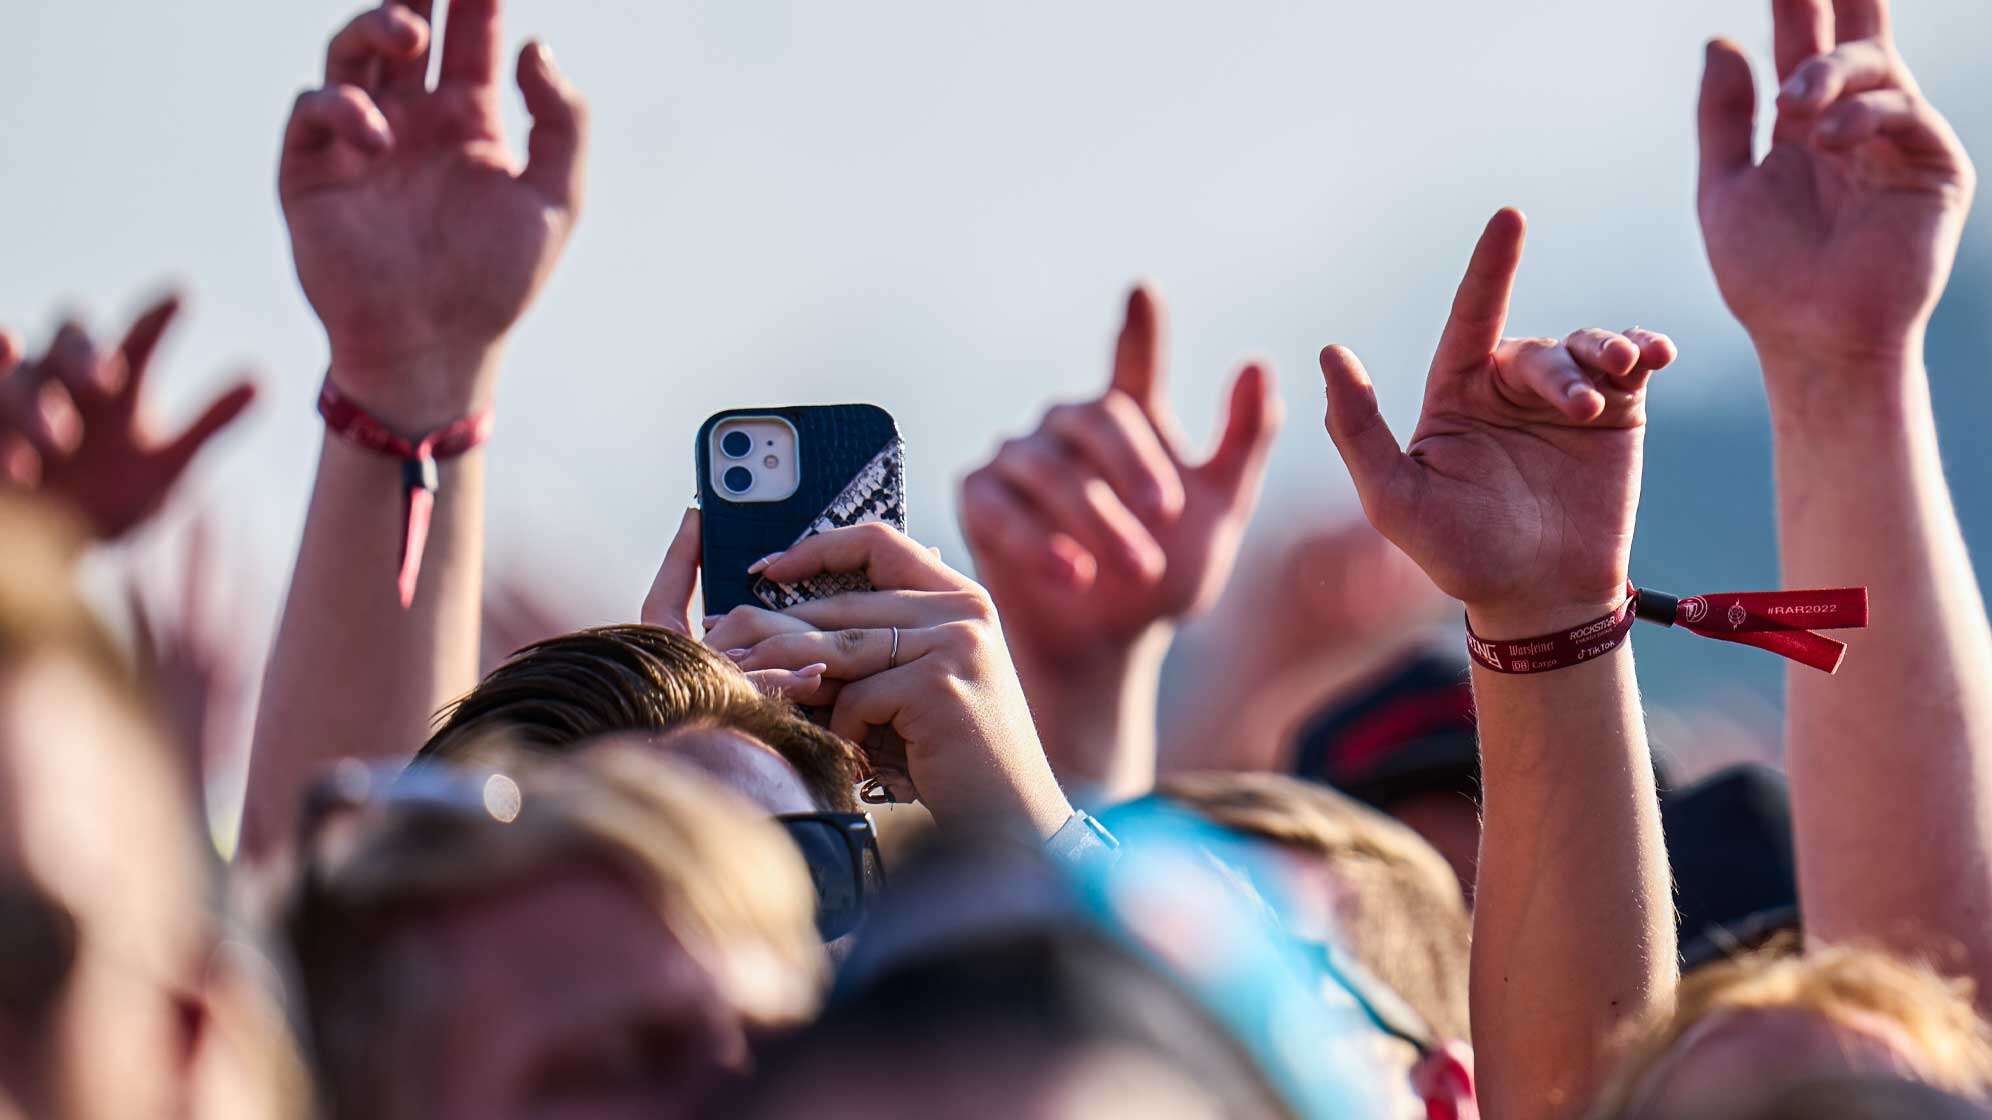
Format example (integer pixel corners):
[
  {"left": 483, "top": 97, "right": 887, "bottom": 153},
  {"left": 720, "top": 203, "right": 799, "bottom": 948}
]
[{"left": 1410, "top": 1041, "right": 1477, "bottom": 1120}]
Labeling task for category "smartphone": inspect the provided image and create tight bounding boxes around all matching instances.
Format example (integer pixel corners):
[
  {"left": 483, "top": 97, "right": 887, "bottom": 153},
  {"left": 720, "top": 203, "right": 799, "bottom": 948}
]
[{"left": 696, "top": 404, "right": 906, "bottom": 616}]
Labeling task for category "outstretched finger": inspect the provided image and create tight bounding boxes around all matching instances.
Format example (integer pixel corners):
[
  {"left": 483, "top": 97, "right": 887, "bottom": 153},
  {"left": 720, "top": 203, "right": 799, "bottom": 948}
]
[
  {"left": 1772, "top": 0, "right": 1833, "bottom": 81},
  {"left": 0, "top": 329, "right": 21, "bottom": 376},
  {"left": 755, "top": 522, "right": 970, "bottom": 595},
  {"left": 153, "top": 381, "right": 259, "bottom": 490},
  {"left": 1195, "top": 359, "right": 1284, "bottom": 507},
  {"left": 1780, "top": 41, "right": 1897, "bottom": 115},
  {"left": 641, "top": 507, "right": 703, "bottom": 634},
  {"left": 1319, "top": 346, "right": 1408, "bottom": 522},
  {"left": 517, "top": 42, "right": 589, "bottom": 214},
  {"left": 1497, "top": 340, "right": 1606, "bottom": 422},
  {"left": 377, "top": 1, "right": 437, "bottom": 95},
  {"left": 118, "top": 295, "right": 184, "bottom": 402},
  {"left": 1111, "top": 285, "right": 1170, "bottom": 421},
  {"left": 1832, "top": 0, "right": 1890, "bottom": 44},
  {"left": 325, "top": 6, "right": 430, "bottom": 90},
  {"left": 438, "top": 0, "right": 503, "bottom": 87},
  {"left": 1699, "top": 40, "right": 1759, "bottom": 193},
  {"left": 1433, "top": 209, "right": 1526, "bottom": 373},
  {"left": 959, "top": 470, "right": 1095, "bottom": 589}
]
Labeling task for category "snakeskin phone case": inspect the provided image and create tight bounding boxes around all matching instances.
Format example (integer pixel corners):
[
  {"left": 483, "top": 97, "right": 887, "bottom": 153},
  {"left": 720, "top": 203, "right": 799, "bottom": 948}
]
[
  {"left": 696, "top": 405, "right": 906, "bottom": 616},
  {"left": 751, "top": 439, "right": 907, "bottom": 609}
]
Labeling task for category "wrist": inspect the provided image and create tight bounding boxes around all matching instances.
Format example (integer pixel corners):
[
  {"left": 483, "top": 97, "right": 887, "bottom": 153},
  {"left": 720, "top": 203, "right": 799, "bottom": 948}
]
[
  {"left": 1463, "top": 594, "right": 1627, "bottom": 642},
  {"left": 326, "top": 346, "right": 504, "bottom": 434}
]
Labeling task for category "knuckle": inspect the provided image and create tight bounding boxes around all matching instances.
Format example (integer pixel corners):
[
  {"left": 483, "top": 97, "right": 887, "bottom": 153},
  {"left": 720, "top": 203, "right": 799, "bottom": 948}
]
[{"left": 835, "top": 628, "right": 869, "bottom": 652}]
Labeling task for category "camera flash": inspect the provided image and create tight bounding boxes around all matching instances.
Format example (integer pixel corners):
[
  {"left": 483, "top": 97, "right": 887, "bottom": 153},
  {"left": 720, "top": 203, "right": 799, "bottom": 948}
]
[{"left": 764, "top": 455, "right": 780, "bottom": 468}]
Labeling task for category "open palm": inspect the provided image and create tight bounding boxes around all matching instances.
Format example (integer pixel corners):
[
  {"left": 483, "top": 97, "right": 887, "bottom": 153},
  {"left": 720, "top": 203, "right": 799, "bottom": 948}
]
[
  {"left": 1321, "top": 210, "right": 1677, "bottom": 632},
  {"left": 1698, "top": 0, "right": 1973, "bottom": 361},
  {"left": 278, "top": 1, "right": 585, "bottom": 425}
]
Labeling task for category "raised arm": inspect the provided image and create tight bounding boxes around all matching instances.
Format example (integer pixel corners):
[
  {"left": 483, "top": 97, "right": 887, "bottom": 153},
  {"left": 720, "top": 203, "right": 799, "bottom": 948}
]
[
  {"left": 956, "top": 287, "right": 1281, "bottom": 801},
  {"left": 1696, "top": 0, "right": 1990, "bottom": 987},
  {"left": 1322, "top": 210, "right": 1678, "bottom": 1119},
  {"left": 244, "top": 0, "right": 587, "bottom": 858}
]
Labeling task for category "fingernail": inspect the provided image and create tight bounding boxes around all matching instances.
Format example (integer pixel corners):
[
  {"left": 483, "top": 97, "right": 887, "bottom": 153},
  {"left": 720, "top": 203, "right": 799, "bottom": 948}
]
[
  {"left": 1566, "top": 381, "right": 1591, "bottom": 401},
  {"left": 798, "top": 663, "right": 828, "bottom": 677},
  {"left": 724, "top": 648, "right": 751, "bottom": 662},
  {"left": 701, "top": 615, "right": 723, "bottom": 630},
  {"left": 747, "top": 552, "right": 784, "bottom": 575},
  {"left": 534, "top": 41, "right": 555, "bottom": 65}
]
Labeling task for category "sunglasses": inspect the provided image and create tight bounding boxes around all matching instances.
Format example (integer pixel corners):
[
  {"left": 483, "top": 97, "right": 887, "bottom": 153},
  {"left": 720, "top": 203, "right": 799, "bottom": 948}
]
[
  {"left": 300, "top": 763, "right": 886, "bottom": 944},
  {"left": 776, "top": 812, "right": 884, "bottom": 942}
]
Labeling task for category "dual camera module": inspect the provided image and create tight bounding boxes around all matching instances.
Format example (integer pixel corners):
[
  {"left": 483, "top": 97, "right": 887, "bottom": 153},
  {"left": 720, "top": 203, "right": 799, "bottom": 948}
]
[
  {"left": 710, "top": 418, "right": 800, "bottom": 503},
  {"left": 720, "top": 429, "right": 758, "bottom": 494}
]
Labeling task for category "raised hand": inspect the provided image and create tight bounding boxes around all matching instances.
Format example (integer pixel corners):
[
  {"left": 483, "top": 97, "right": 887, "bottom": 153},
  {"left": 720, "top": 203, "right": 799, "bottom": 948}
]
[
  {"left": 959, "top": 286, "right": 1282, "bottom": 665},
  {"left": 279, "top": 0, "right": 587, "bottom": 430},
  {"left": 728, "top": 524, "right": 1075, "bottom": 838},
  {"left": 1699, "top": 0, "right": 1973, "bottom": 370},
  {"left": 0, "top": 297, "right": 256, "bottom": 539},
  {"left": 1320, "top": 209, "right": 1677, "bottom": 636}
]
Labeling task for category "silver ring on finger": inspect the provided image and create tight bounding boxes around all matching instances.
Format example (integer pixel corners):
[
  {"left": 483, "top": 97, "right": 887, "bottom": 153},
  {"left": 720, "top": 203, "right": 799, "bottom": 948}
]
[{"left": 887, "top": 626, "right": 901, "bottom": 670}]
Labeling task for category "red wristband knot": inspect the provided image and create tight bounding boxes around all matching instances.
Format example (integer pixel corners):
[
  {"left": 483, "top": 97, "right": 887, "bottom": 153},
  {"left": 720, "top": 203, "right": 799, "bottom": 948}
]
[{"left": 317, "top": 381, "right": 494, "bottom": 608}]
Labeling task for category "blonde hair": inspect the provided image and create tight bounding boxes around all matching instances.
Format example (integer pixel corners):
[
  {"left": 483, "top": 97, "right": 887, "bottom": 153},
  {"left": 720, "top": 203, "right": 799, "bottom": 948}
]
[
  {"left": 288, "top": 743, "right": 826, "bottom": 1114},
  {"left": 1158, "top": 770, "right": 1471, "bottom": 1041},
  {"left": 1593, "top": 942, "right": 1992, "bottom": 1117}
]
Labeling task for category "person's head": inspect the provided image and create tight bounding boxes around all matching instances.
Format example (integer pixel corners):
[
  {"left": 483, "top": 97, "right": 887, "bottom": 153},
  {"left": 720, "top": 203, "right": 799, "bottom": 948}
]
[
  {"left": 737, "top": 923, "right": 1294, "bottom": 1120},
  {"left": 1724, "top": 1076, "right": 1992, "bottom": 1120},
  {"left": 0, "top": 496, "right": 218, "bottom": 1120},
  {"left": 1594, "top": 944, "right": 1992, "bottom": 1119},
  {"left": 420, "top": 624, "right": 859, "bottom": 813},
  {"left": 285, "top": 744, "right": 826, "bottom": 1120},
  {"left": 1155, "top": 771, "right": 1475, "bottom": 1118}
]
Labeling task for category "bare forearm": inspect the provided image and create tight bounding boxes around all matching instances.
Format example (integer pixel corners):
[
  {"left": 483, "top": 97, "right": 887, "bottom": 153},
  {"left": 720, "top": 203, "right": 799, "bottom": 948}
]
[
  {"left": 1469, "top": 639, "right": 1674, "bottom": 1120},
  {"left": 242, "top": 433, "right": 484, "bottom": 858},
  {"left": 1764, "top": 350, "right": 1992, "bottom": 981},
  {"left": 1012, "top": 627, "right": 1170, "bottom": 803}
]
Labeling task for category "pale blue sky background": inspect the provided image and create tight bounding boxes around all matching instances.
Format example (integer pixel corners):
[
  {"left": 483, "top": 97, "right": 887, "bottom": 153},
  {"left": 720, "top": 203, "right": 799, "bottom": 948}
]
[{"left": 6, "top": 1, "right": 1991, "bottom": 752}]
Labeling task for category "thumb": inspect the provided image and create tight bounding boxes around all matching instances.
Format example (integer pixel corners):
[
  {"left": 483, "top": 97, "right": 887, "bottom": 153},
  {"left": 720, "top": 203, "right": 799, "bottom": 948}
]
[
  {"left": 1195, "top": 360, "right": 1284, "bottom": 507},
  {"left": 517, "top": 41, "right": 589, "bottom": 215},
  {"left": 1698, "top": 39, "right": 1757, "bottom": 200},
  {"left": 1319, "top": 346, "right": 1407, "bottom": 522},
  {"left": 153, "top": 381, "right": 259, "bottom": 486},
  {"left": 641, "top": 508, "right": 702, "bottom": 634}
]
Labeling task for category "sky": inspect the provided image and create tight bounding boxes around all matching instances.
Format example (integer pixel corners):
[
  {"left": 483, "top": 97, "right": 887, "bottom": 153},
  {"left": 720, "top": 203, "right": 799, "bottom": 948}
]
[{"left": 5, "top": 0, "right": 1991, "bottom": 760}]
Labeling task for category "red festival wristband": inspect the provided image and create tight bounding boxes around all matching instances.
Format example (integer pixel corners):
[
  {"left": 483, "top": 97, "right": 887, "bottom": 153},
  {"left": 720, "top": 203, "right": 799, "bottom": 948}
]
[
  {"left": 1465, "top": 583, "right": 1869, "bottom": 676},
  {"left": 317, "top": 381, "right": 494, "bottom": 609}
]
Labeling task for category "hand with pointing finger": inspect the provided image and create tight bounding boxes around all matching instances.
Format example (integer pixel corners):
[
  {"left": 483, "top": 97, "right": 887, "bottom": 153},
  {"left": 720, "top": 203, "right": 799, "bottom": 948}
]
[
  {"left": 1698, "top": 0, "right": 1973, "bottom": 376},
  {"left": 958, "top": 286, "right": 1282, "bottom": 796},
  {"left": 279, "top": 0, "right": 587, "bottom": 431},
  {"left": 961, "top": 286, "right": 1282, "bottom": 660},
  {"left": 0, "top": 297, "right": 256, "bottom": 539},
  {"left": 1321, "top": 209, "right": 1677, "bottom": 638}
]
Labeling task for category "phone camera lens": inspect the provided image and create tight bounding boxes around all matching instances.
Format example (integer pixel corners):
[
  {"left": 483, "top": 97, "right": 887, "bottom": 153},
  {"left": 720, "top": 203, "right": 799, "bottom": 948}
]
[
  {"left": 722, "top": 466, "right": 755, "bottom": 495},
  {"left": 720, "top": 430, "right": 755, "bottom": 459}
]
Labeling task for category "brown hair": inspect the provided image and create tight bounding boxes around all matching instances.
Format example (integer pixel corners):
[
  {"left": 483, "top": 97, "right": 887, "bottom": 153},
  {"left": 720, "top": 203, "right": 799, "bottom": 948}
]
[
  {"left": 1592, "top": 942, "right": 1992, "bottom": 1117},
  {"left": 419, "top": 624, "right": 859, "bottom": 811},
  {"left": 1157, "top": 770, "right": 1471, "bottom": 1041},
  {"left": 287, "top": 744, "right": 827, "bottom": 1117}
]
